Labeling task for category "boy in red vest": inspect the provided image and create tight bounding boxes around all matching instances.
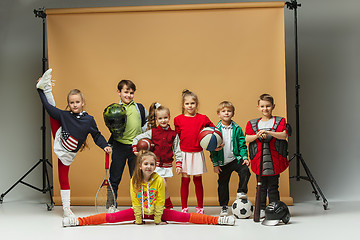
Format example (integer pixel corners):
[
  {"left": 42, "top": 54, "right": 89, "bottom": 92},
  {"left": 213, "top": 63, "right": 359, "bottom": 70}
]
[{"left": 245, "top": 94, "right": 290, "bottom": 218}]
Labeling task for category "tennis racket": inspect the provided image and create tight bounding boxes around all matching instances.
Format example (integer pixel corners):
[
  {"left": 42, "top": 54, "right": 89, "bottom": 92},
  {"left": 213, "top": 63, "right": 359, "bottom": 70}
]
[{"left": 95, "top": 153, "right": 116, "bottom": 213}]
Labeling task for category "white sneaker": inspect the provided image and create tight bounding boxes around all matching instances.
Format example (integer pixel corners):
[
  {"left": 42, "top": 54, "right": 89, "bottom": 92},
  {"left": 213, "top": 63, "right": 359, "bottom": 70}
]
[
  {"left": 62, "top": 217, "right": 79, "bottom": 227},
  {"left": 36, "top": 68, "right": 53, "bottom": 90},
  {"left": 236, "top": 192, "right": 247, "bottom": 200},
  {"left": 218, "top": 216, "right": 235, "bottom": 226},
  {"left": 220, "top": 206, "right": 228, "bottom": 216},
  {"left": 181, "top": 207, "right": 189, "bottom": 213},
  {"left": 63, "top": 207, "right": 76, "bottom": 218},
  {"left": 260, "top": 209, "right": 265, "bottom": 219},
  {"left": 107, "top": 206, "right": 119, "bottom": 213},
  {"left": 195, "top": 207, "right": 204, "bottom": 214}
]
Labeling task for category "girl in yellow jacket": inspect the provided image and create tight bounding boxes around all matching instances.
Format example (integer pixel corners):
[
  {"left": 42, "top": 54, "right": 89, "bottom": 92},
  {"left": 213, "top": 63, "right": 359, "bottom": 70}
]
[{"left": 62, "top": 151, "right": 235, "bottom": 227}]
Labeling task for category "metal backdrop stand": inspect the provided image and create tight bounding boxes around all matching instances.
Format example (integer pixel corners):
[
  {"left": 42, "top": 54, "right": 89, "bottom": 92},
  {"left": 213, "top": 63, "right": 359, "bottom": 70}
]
[
  {"left": 286, "top": 0, "right": 328, "bottom": 210},
  {"left": 0, "top": 8, "right": 54, "bottom": 211}
]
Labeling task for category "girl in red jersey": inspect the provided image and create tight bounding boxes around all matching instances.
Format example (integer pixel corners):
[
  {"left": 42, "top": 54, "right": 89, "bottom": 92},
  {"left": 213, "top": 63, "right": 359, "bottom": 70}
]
[{"left": 174, "top": 90, "right": 216, "bottom": 214}]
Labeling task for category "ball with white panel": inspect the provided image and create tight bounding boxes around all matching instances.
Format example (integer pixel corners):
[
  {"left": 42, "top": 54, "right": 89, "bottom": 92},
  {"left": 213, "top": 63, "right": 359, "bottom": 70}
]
[
  {"left": 232, "top": 198, "right": 254, "bottom": 219},
  {"left": 199, "top": 127, "right": 223, "bottom": 151}
]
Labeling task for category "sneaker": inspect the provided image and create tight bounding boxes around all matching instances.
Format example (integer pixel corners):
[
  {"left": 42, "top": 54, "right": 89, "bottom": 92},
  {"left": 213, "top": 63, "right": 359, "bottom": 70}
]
[
  {"left": 218, "top": 216, "right": 235, "bottom": 226},
  {"left": 220, "top": 206, "right": 228, "bottom": 216},
  {"left": 236, "top": 192, "right": 247, "bottom": 200},
  {"left": 196, "top": 207, "right": 204, "bottom": 214},
  {"left": 62, "top": 217, "right": 79, "bottom": 227},
  {"left": 181, "top": 207, "right": 189, "bottom": 213},
  {"left": 107, "top": 205, "right": 119, "bottom": 213},
  {"left": 260, "top": 209, "right": 265, "bottom": 219},
  {"left": 36, "top": 68, "right": 53, "bottom": 90},
  {"left": 63, "top": 207, "right": 76, "bottom": 218}
]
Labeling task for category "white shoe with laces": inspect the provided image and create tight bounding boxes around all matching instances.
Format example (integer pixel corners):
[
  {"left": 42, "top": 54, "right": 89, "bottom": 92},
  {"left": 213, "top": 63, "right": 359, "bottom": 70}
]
[
  {"left": 236, "top": 192, "right": 247, "bottom": 200},
  {"left": 260, "top": 209, "right": 266, "bottom": 219},
  {"left": 181, "top": 207, "right": 189, "bottom": 213},
  {"left": 63, "top": 207, "right": 76, "bottom": 218},
  {"left": 36, "top": 68, "right": 53, "bottom": 90},
  {"left": 218, "top": 216, "right": 235, "bottom": 226},
  {"left": 62, "top": 217, "right": 79, "bottom": 227},
  {"left": 107, "top": 206, "right": 119, "bottom": 213},
  {"left": 220, "top": 206, "right": 228, "bottom": 216}
]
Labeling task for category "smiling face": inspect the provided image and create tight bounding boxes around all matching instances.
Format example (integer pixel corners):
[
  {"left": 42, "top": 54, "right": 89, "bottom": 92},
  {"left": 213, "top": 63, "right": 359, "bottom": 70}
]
[
  {"left": 183, "top": 95, "right": 197, "bottom": 116},
  {"left": 257, "top": 100, "right": 275, "bottom": 119},
  {"left": 156, "top": 109, "right": 170, "bottom": 128},
  {"left": 140, "top": 156, "right": 157, "bottom": 181},
  {"left": 67, "top": 94, "right": 84, "bottom": 114},
  {"left": 117, "top": 86, "right": 134, "bottom": 105}
]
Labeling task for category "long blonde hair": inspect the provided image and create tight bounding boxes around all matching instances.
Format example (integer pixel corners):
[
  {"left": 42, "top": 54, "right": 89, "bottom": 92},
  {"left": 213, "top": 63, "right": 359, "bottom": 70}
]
[{"left": 131, "top": 150, "right": 157, "bottom": 191}]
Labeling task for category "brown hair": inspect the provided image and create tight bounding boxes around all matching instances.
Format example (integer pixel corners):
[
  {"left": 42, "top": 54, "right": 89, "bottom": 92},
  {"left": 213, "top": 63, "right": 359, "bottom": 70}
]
[
  {"left": 131, "top": 150, "right": 157, "bottom": 191},
  {"left": 147, "top": 102, "right": 170, "bottom": 130},
  {"left": 216, "top": 101, "right": 235, "bottom": 113},
  {"left": 66, "top": 89, "right": 88, "bottom": 151},
  {"left": 117, "top": 79, "right": 136, "bottom": 92},
  {"left": 181, "top": 89, "right": 199, "bottom": 114},
  {"left": 258, "top": 93, "right": 274, "bottom": 105}
]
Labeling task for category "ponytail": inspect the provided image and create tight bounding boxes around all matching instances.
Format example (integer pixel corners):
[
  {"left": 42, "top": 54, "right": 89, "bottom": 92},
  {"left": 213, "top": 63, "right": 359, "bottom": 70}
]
[{"left": 147, "top": 102, "right": 159, "bottom": 130}]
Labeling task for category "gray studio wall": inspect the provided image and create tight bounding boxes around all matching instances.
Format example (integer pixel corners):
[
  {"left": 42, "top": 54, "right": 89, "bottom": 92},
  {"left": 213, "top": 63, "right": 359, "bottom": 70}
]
[{"left": 1, "top": 0, "right": 359, "bottom": 205}]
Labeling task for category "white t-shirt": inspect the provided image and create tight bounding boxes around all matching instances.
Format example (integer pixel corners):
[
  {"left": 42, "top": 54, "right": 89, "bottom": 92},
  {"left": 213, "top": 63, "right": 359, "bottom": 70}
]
[
  {"left": 258, "top": 117, "right": 275, "bottom": 131},
  {"left": 221, "top": 122, "right": 235, "bottom": 165}
]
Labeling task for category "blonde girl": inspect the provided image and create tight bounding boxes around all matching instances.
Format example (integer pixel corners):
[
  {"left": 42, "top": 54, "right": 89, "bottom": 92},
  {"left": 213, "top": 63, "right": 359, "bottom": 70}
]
[
  {"left": 132, "top": 102, "right": 182, "bottom": 209},
  {"left": 36, "top": 69, "right": 112, "bottom": 219},
  {"left": 174, "top": 90, "right": 216, "bottom": 214},
  {"left": 62, "top": 150, "right": 235, "bottom": 227}
]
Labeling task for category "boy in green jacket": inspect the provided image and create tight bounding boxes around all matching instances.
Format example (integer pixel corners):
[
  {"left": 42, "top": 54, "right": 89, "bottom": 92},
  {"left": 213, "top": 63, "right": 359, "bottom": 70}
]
[{"left": 210, "top": 101, "right": 251, "bottom": 216}]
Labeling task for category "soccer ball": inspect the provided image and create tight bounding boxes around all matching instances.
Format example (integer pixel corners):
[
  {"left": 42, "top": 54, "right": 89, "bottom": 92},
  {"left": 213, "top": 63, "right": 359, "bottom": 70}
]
[{"left": 232, "top": 198, "right": 253, "bottom": 219}]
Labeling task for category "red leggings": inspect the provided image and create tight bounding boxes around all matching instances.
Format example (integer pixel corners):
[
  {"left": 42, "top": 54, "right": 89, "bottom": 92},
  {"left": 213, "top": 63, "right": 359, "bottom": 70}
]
[
  {"left": 78, "top": 208, "right": 219, "bottom": 226},
  {"left": 50, "top": 117, "right": 70, "bottom": 190}
]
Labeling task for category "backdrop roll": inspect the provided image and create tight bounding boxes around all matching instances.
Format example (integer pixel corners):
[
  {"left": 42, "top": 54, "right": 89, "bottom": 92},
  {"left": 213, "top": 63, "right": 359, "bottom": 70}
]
[{"left": 46, "top": 2, "right": 292, "bottom": 206}]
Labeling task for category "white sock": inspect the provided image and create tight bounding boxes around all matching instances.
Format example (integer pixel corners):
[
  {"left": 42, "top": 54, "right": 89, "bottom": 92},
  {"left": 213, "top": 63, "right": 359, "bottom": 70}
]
[{"left": 60, "top": 189, "right": 71, "bottom": 210}]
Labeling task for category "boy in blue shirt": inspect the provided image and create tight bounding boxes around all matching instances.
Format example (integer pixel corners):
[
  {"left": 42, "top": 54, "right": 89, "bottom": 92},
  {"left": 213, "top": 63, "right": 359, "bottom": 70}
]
[{"left": 211, "top": 101, "right": 250, "bottom": 216}]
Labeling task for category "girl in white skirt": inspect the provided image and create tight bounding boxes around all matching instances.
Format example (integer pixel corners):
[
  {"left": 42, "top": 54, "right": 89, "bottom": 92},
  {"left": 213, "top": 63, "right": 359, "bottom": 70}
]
[
  {"left": 133, "top": 103, "right": 182, "bottom": 209},
  {"left": 174, "top": 90, "right": 216, "bottom": 214}
]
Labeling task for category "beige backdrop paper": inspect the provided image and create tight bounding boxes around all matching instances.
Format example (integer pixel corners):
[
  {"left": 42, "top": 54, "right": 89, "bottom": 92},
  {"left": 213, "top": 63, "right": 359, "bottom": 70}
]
[{"left": 46, "top": 2, "right": 292, "bottom": 206}]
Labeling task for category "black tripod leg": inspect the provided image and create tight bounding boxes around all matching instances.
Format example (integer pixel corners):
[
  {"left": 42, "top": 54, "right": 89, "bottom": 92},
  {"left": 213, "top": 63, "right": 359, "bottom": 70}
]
[
  {"left": 44, "top": 160, "right": 54, "bottom": 211},
  {"left": 0, "top": 160, "right": 42, "bottom": 203},
  {"left": 299, "top": 155, "right": 329, "bottom": 210}
]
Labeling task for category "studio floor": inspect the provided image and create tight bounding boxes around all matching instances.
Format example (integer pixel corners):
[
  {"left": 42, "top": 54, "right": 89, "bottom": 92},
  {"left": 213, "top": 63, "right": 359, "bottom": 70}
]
[{"left": 0, "top": 200, "right": 356, "bottom": 240}]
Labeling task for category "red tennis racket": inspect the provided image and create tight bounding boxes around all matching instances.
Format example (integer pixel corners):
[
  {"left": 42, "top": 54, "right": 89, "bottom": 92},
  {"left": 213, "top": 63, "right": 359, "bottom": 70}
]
[{"left": 95, "top": 153, "right": 116, "bottom": 213}]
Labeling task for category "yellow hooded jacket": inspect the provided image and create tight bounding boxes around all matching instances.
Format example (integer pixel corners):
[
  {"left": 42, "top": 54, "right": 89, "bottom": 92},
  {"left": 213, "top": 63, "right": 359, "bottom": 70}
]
[{"left": 130, "top": 172, "right": 165, "bottom": 224}]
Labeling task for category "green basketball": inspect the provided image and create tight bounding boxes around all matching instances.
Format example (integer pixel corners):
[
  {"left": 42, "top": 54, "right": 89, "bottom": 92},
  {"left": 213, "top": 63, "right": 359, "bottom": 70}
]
[{"left": 103, "top": 103, "right": 127, "bottom": 140}]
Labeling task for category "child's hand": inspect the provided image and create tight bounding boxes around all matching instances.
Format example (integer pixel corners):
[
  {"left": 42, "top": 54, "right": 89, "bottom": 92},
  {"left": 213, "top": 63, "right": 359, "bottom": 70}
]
[
  {"left": 214, "top": 143, "right": 224, "bottom": 151},
  {"left": 134, "top": 220, "right": 145, "bottom": 225},
  {"left": 176, "top": 167, "right": 182, "bottom": 175},
  {"left": 134, "top": 152, "right": 139, "bottom": 156},
  {"left": 213, "top": 166, "right": 222, "bottom": 174},
  {"left": 104, "top": 146, "right": 112, "bottom": 154},
  {"left": 257, "top": 130, "right": 267, "bottom": 139},
  {"left": 242, "top": 159, "right": 250, "bottom": 166}
]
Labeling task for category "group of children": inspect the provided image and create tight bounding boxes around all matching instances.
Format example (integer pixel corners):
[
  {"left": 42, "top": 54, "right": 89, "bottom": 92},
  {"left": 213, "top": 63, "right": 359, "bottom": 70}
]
[{"left": 36, "top": 69, "right": 290, "bottom": 227}]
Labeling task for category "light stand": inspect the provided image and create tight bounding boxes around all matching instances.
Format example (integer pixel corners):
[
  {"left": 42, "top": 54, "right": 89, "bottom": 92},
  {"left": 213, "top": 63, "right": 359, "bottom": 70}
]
[
  {"left": 0, "top": 8, "right": 54, "bottom": 211},
  {"left": 286, "top": 0, "right": 328, "bottom": 210}
]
